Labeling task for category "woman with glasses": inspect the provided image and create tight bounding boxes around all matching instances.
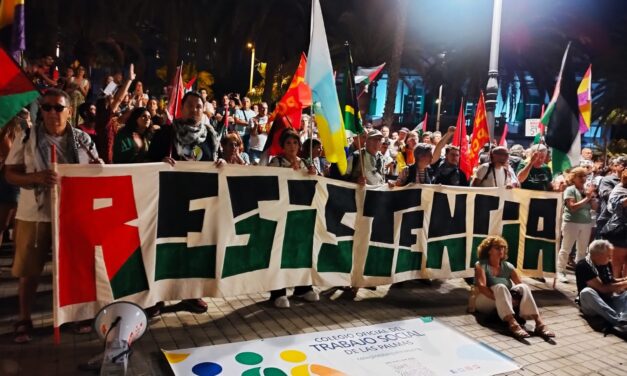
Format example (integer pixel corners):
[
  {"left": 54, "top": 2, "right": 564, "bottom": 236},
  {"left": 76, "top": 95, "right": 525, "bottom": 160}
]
[
  {"left": 113, "top": 107, "right": 152, "bottom": 163},
  {"left": 557, "top": 167, "right": 598, "bottom": 283},
  {"left": 474, "top": 236, "right": 554, "bottom": 339}
]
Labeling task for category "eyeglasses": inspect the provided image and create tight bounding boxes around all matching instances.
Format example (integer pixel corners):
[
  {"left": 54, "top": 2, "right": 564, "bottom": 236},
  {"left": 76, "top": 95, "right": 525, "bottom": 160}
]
[{"left": 41, "top": 104, "right": 66, "bottom": 113}]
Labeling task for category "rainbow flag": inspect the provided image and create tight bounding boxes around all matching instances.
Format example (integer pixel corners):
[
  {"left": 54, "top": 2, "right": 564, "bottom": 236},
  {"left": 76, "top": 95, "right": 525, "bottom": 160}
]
[
  {"left": 577, "top": 64, "right": 591, "bottom": 134},
  {"left": 305, "top": 0, "right": 347, "bottom": 173},
  {"left": 0, "top": 47, "right": 38, "bottom": 128}
]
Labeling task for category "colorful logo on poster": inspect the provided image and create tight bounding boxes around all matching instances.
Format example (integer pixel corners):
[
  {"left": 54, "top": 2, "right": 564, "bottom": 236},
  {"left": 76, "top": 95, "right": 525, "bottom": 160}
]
[{"left": 166, "top": 349, "right": 348, "bottom": 376}]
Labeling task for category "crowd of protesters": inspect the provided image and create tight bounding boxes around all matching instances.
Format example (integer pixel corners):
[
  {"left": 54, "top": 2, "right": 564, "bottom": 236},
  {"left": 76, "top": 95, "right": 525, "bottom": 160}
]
[{"left": 1, "top": 56, "right": 626, "bottom": 343}]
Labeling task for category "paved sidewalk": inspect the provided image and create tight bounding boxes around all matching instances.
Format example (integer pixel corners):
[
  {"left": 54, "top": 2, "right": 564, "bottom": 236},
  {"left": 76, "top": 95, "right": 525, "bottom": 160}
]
[{"left": 1, "top": 255, "right": 626, "bottom": 376}]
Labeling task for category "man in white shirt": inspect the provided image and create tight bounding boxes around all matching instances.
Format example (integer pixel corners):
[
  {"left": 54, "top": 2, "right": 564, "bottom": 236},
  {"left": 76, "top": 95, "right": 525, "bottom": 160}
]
[
  {"left": 233, "top": 96, "right": 256, "bottom": 151},
  {"left": 5, "top": 89, "right": 99, "bottom": 343},
  {"left": 471, "top": 146, "right": 519, "bottom": 188},
  {"left": 248, "top": 102, "right": 269, "bottom": 164}
]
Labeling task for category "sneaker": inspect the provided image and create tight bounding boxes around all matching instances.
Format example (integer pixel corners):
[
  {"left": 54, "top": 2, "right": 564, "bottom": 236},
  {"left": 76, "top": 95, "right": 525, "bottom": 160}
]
[
  {"left": 181, "top": 298, "right": 208, "bottom": 313},
  {"left": 558, "top": 272, "right": 568, "bottom": 283},
  {"left": 273, "top": 296, "right": 290, "bottom": 308},
  {"left": 295, "top": 290, "right": 319, "bottom": 302}
]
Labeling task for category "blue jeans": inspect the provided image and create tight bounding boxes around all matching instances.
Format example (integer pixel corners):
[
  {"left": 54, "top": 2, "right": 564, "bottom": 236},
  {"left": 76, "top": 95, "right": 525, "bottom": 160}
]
[{"left": 579, "top": 287, "right": 627, "bottom": 326}]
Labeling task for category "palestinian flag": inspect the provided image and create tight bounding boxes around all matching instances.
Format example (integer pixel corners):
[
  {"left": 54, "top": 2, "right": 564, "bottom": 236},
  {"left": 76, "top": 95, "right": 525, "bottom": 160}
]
[
  {"left": 340, "top": 42, "right": 363, "bottom": 136},
  {"left": 0, "top": 47, "right": 39, "bottom": 128},
  {"left": 542, "top": 43, "right": 580, "bottom": 175},
  {"left": 355, "top": 62, "right": 385, "bottom": 97}
]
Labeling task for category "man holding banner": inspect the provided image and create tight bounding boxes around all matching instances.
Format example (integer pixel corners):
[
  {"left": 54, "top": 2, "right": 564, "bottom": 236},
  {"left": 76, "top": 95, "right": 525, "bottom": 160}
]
[{"left": 5, "top": 89, "right": 99, "bottom": 343}]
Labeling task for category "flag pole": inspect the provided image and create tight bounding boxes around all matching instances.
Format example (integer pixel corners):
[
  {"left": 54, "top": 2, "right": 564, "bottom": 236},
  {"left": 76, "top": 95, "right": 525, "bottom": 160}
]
[
  {"left": 436, "top": 84, "right": 443, "bottom": 132},
  {"left": 345, "top": 42, "right": 365, "bottom": 181},
  {"left": 50, "top": 144, "right": 61, "bottom": 344}
]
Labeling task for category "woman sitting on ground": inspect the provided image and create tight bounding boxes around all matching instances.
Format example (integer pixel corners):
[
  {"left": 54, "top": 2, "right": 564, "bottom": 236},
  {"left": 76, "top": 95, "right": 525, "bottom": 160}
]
[{"left": 474, "top": 235, "right": 555, "bottom": 339}]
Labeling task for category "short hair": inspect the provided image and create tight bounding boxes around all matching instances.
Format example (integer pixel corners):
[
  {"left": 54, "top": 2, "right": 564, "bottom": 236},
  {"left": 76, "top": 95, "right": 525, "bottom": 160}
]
[
  {"left": 181, "top": 91, "right": 204, "bottom": 106},
  {"left": 477, "top": 235, "right": 509, "bottom": 260},
  {"left": 432, "top": 131, "right": 442, "bottom": 137},
  {"left": 445, "top": 145, "right": 460, "bottom": 154},
  {"left": 566, "top": 166, "right": 588, "bottom": 185},
  {"left": 530, "top": 144, "right": 548, "bottom": 153},
  {"left": 279, "top": 128, "right": 300, "bottom": 148},
  {"left": 220, "top": 132, "right": 243, "bottom": 148},
  {"left": 413, "top": 143, "right": 433, "bottom": 159},
  {"left": 588, "top": 239, "right": 613, "bottom": 256},
  {"left": 612, "top": 156, "right": 627, "bottom": 167},
  {"left": 77, "top": 102, "right": 93, "bottom": 119},
  {"left": 302, "top": 138, "right": 321, "bottom": 149},
  {"left": 41, "top": 88, "right": 70, "bottom": 104}
]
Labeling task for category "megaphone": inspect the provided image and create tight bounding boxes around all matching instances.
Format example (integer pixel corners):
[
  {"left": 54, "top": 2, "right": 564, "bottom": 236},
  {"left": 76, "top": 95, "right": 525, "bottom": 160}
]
[{"left": 91, "top": 301, "right": 147, "bottom": 376}]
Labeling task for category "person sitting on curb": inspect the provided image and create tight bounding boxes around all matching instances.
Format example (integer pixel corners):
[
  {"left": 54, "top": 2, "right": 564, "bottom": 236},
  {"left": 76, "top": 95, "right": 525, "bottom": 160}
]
[
  {"left": 473, "top": 235, "right": 555, "bottom": 339},
  {"left": 575, "top": 239, "right": 627, "bottom": 332}
]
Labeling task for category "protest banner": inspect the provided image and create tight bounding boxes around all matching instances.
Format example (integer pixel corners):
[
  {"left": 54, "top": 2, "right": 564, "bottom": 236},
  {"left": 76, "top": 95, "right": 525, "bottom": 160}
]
[{"left": 53, "top": 163, "right": 562, "bottom": 326}]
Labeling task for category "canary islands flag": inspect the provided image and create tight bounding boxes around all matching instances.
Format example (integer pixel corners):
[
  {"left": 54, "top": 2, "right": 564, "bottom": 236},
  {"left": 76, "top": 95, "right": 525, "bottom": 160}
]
[{"left": 306, "top": 0, "right": 347, "bottom": 173}]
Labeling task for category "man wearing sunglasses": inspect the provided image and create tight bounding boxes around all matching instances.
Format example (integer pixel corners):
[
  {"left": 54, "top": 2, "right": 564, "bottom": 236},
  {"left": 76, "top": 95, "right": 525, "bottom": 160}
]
[{"left": 4, "top": 88, "right": 100, "bottom": 343}]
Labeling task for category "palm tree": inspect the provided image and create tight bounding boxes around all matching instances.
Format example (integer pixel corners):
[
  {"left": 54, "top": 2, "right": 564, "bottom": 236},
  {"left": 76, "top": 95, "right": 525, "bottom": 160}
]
[{"left": 381, "top": 0, "right": 409, "bottom": 128}]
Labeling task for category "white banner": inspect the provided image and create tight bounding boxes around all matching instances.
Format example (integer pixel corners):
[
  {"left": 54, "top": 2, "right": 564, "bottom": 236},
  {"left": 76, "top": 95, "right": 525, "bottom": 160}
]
[
  {"left": 54, "top": 163, "right": 562, "bottom": 326},
  {"left": 162, "top": 318, "right": 520, "bottom": 376}
]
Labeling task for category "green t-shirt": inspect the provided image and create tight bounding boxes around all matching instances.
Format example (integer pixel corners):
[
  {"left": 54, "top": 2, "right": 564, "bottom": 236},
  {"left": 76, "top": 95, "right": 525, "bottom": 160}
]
[
  {"left": 563, "top": 185, "right": 592, "bottom": 223},
  {"left": 479, "top": 260, "right": 514, "bottom": 289},
  {"left": 516, "top": 161, "right": 553, "bottom": 191}
]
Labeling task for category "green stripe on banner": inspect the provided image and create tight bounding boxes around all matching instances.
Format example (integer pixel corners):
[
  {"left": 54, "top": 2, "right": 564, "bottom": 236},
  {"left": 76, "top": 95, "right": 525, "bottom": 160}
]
[
  {"left": 502, "top": 224, "right": 521, "bottom": 267},
  {"left": 522, "top": 238, "right": 556, "bottom": 272},
  {"left": 364, "top": 246, "right": 394, "bottom": 276},
  {"left": 0, "top": 90, "right": 39, "bottom": 128},
  {"left": 155, "top": 243, "right": 216, "bottom": 280},
  {"left": 222, "top": 214, "right": 277, "bottom": 278},
  {"left": 469, "top": 237, "right": 486, "bottom": 268},
  {"left": 281, "top": 209, "right": 316, "bottom": 268},
  {"left": 395, "top": 248, "right": 423, "bottom": 273},
  {"left": 110, "top": 247, "right": 149, "bottom": 299},
  {"left": 427, "top": 237, "right": 466, "bottom": 272},
  {"left": 317, "top": 241, "right": 353, "bottom": 273}
]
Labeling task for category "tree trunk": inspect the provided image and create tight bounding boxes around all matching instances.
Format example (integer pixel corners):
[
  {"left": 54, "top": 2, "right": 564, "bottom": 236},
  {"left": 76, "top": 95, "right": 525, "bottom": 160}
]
[{"left": 382, "top": 0, "right": 408, "bottom": 129}]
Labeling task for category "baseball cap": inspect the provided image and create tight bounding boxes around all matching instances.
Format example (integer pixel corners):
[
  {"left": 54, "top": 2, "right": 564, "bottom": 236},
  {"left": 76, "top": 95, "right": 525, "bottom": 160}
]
[{"left": 367, "top": 130, "right": 384, "bottom": 139}]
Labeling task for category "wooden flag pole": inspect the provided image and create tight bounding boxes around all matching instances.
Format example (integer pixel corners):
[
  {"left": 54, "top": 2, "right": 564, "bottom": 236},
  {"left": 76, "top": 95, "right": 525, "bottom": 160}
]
[{"left": 50, "top": 144, "right": 61, "bottom": 344}]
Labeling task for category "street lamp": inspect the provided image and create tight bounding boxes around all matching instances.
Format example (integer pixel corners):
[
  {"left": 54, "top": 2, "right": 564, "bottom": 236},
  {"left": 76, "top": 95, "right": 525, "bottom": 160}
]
[
  {"left": 485, "top": 0, "right": 503, "bottom": 144},
  {"left": 247, "top": 42, "right": 255, "bottom": 94}
]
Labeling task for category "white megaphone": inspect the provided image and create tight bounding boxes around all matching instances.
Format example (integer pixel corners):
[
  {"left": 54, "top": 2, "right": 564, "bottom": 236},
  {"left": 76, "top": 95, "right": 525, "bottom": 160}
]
[{"left": 92, "top": 301, "right": 147, "bottom": 376}]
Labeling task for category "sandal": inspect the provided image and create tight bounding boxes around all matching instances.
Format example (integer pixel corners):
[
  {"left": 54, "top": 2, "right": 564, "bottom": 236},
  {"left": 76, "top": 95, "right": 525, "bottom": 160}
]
[
  {"left": 508, "top": 322, "right": 530, "bottom": 339},
  {"left": 14, "top": 319, "right": 33, "bottom": 344},
  {"left": 534, "top": 324, "right": 555, "bottom": 338}
]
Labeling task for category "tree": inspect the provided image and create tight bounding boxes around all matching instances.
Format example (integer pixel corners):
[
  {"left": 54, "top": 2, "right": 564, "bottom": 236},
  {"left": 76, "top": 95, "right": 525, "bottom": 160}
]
[{"left": 381, "top": 0, "right": 408, "bottom": 128}]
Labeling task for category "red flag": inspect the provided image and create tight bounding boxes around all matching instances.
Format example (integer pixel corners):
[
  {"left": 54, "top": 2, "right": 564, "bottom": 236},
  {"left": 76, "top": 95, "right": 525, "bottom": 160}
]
[
  {"left": 452, "top": 102, "right": 471, "bottom": 179},
  {"left": 499, "top": 122, "right": 509, "bottom": 147},
  {"left": 167, "top": 65, "right": 184, "bottom": 120},
  {"left": 421, "top": 112, "right": 428, "bottom": 133},
  {"left": 265, "top": 53, "right": 312, "bottom": 156},
  {"left": 468, "top": 92, "right": 489, "bottom": 173}
]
